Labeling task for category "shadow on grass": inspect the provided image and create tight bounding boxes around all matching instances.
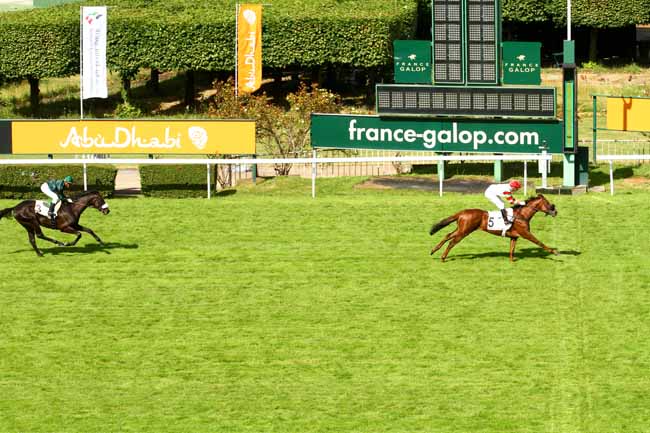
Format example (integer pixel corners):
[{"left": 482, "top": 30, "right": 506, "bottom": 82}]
[
  {"left": 412, "top": 161, "right": 565, "bottom": 178},
  {"left": 11, "top": 242, "right": 139, "bottom": 256},
  {"left": 588, "top": 166, "right": 635, "bottom": 186},
  {"left": 434, "top": 247, "right": 581, "bottom": 262}
]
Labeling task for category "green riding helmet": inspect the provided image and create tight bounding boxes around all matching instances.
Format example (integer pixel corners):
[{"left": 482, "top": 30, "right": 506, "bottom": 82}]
[{"left": 63, "top": 175, "right": 74, "bottom": 183}]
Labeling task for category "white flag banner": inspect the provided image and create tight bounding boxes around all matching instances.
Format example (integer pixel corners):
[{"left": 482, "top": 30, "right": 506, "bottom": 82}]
[{"left": 82, "top": 6, "right": 108, "bottom": 99}]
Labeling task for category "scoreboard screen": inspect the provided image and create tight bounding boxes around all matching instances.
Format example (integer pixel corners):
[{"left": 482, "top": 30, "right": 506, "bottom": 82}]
[
  {"left": 376, "top": 84, "right": 556, "bottom": 118},
  {"left": 466, "top": 0, "right": 498, "bottom": 84},
  {"left": 433, "top": 0, "right": 464, "bottom": 84},
  {"left": 432, "top": 0, "right": 499, "bottom": 85}
]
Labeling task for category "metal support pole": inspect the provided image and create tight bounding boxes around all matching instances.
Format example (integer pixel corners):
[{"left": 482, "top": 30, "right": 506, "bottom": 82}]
[
  {"left": 609, "top": 160, "right": 614, "bottom": 195},
  {"left": 438, "top": 173, "right": 443, "bottom": 197},
  {"left": 83, "top": 163, "right": 88, "bottom": 191},
  {"left": 592, "top": 95, "right": 598, "bottom": 163},
  {"left": 541, "top": 150, "right": 548, "bottom": 188},
  {"left": 311, "top": 149, "right": 317, "bottom": 198},
  {"left": 207, "top": 163, "right": 211, "bottom": 199},
  {"left": 523, "top": 161, "right": 528, "bottom": 196}
]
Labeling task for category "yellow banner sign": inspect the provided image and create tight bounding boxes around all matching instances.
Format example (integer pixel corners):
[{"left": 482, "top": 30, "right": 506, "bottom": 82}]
[
  {"left": 237, "top": 4, "right": 262, "bottom": 94},
  {"left": 11, "top": 120, "right": 255, "bottom": 155},
  {"left": 606, "top": 97, "right": 650, "bottom": 132}
]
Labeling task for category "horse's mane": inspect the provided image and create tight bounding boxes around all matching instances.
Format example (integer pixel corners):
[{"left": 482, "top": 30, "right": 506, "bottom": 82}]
[
  {"left": 514, "top": 194, "right": 543, "bottom": 209},
  {"left": 71, "top": 190, "right": 101, "bottom": 200}
]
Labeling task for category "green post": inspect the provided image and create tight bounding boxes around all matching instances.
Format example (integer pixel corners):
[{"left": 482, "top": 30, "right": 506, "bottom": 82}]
[
  {"left": 562, "top": 40, "right": 578, "bottom": 187},
  {"left": 592, "top": 95, "right": 598, "bottom": 163},
  {"left": 493, "top": 157, "right": 503, "bottom": 182},
  {"left": 252, "top": 154, "right": 257, "bottom": 184}
]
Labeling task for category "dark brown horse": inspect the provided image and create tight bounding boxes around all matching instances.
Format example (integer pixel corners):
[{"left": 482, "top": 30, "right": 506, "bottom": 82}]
[
  {"left": 429, "top": 194, "right": 558, "bottom": 262},
  {"left": 0, "top": 190, "right": 110, "bottom": 257}
]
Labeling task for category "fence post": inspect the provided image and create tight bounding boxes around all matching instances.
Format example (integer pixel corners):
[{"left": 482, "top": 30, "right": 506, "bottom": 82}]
[
  {"left": 609, "top": 160, "right": 614, "bottom": 195},
  {"left": 592, "top": 95, "right": 598, "bottom": 163},
  {"left": 83, "top": 163, "right": 88, "bottom": 191},
  {"left": 311, "top": 149, "right": 317, "bottom": 199},
  {"left": 523, "top": 160, "right": 527, "bottom": 196},
  {"left": 541, "top": 150, "right": 548, "bottom": 188},
  {"left": 207, "top": 163, "right": 211, "bottom": 199}
]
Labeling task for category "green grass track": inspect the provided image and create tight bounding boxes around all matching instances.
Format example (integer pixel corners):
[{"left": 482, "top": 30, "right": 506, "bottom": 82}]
[{"left": 1, "top": 177, "right": 649, "bottom": 432}]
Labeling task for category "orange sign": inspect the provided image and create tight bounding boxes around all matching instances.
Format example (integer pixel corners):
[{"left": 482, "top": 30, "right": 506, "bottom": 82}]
[
  {"left": 606, "top": 97, "right": 650, "bottom": 132},
  {"left": 237, "top": 4, "right": 262, "bottom": 95},
  {"left": 11, "top": 120, "right": 255, "bottom": 155}
]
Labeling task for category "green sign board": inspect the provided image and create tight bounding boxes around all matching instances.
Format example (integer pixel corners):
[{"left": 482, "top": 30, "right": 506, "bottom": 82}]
[
  {"left": 502, "top": 42, "right": 541, "bottom": 85},
  {"left": 311, "top": 114, "right": 563, "bottom": 154},
  {"left": 393, "top": 40, "right": 432, "bottom": 84}
]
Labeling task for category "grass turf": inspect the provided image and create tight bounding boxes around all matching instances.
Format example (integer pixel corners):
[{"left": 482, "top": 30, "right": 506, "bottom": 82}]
[{"left": 1, "top": 178, "right": 649, "bottom": 432}]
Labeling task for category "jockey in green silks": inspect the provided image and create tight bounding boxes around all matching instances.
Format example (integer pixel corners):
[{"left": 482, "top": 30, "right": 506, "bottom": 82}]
[{"left": 40, "top": 175, "right": 74, "bottom": 226}]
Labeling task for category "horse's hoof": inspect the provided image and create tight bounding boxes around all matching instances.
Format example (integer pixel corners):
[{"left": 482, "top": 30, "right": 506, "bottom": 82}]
[{"left": 552, "top": 249, "right": 560, "bottom": 255}]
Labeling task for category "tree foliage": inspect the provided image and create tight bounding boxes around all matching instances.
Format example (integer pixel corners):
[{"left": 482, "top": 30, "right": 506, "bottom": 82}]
[{"left": 208, "top": 79, "right": 340, "bottom": 175}]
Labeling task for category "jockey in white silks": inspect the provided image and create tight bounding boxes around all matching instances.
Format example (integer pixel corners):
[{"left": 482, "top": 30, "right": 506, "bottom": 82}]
[{"left": 484, "top": 179, "right": 525, "bottom": 224}]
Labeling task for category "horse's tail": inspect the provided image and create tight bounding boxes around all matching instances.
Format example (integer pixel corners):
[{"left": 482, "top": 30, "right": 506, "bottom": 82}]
[
  {"left": 0, "top": 207, "right": 13, "bottom": 220},
  {"left": 429, "top": 213, "right": 459, "bottom": 235}
]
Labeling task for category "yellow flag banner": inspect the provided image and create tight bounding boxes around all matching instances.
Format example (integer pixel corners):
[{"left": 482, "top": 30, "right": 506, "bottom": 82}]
[{"left": 237, "top": 4, "right": 262, "bottom": 95}]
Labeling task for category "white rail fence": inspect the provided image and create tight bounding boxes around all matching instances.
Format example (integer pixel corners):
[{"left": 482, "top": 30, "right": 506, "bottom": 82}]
[
  {"left": 596, "top": 154, "right": 650, "bottom": 195},
  {"left": 0, "top": 153, "right": 552, "bottom": 198}
]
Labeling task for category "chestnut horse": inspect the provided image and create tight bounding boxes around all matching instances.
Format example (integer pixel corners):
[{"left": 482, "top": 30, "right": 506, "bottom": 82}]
[
  {"left": 429, "top": 194, "right": 558, "bottom": 262},
  {"left": 0, "top": 190, "right": 110, "bottom": 257}
]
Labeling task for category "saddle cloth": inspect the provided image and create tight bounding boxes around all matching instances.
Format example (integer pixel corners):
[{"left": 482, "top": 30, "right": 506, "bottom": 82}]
[
  {"left": 487, "top": 208, "right": 513, "bottom": 235},
  {"left": 35, "top": 200, "right": 62, "bottom": 218}
]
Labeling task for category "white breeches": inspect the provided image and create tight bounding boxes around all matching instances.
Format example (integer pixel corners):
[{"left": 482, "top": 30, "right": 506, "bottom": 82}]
[
  {"left": 40, "top": 183, "right": 59, "bottom": 205},
  {"left": 484, "top": 191, "right": 505, "bottom": 210}
]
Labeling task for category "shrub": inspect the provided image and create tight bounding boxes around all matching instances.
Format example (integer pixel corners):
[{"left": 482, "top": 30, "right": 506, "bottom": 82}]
[
  {"left": 0, "top": 165, "right": 116, "bottom": 199},
  {"left": 208, "top": 79, "right": 341, "bottom": 175},
  {"left": 140, "top": 164, "right": 208, "bottom": 198}
]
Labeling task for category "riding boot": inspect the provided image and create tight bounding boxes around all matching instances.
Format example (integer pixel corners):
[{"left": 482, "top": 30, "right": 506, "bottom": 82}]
[
  {"left": 500, "top": 208, "right": 510, "bottom": 224},
  {"left": 48, "top": 203, "right": 56, "bottom": 227}
]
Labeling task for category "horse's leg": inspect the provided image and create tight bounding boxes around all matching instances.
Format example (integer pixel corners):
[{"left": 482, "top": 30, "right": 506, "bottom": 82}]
[
  {"left": 74, "top": 224, "right": 104, "bottom": 245},
  {"left": 440, "top": 231, "right": 472, "bottom": 262},
  {"left": 26, "top": 230, "right": 43, "bottom": 257},
  {"left": 16, "top": 221, "right": 44, "bottom": 257},
  {"left": 519, "top": 230, "right": 559, "bottom": 256},
  {"left": 34, "top": 225, "right": 65, "bottom": 247},
  {"left": 430, "top": 230, "right": 456, "bottom": 255},
  {"left": 509, "top": 238, "right": 517, "bottom": 262},
  {"left": 59, "top": 226, "right": 82, "bottom": 246}
]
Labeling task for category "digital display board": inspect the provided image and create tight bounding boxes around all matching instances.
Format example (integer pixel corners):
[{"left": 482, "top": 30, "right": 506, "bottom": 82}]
[
  {"left": 466, "top": 0, "right": 498, "bottom": 84},
  {"left": 376, "top": 84, "right": 556, "bottom": 118},
  {"left": 432, "top": 0, "right": 464, "bottom": 84}
]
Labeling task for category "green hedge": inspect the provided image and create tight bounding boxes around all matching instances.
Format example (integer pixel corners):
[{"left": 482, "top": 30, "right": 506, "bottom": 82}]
[
  {"left": 0, "top": 0, "right": 418, "bottom": 80},
  {"left": 140, "top": 165, "right": 209, "bottom": 198},
  {"left": 0, "top": 165, "right": 116, "bottom": 199}
]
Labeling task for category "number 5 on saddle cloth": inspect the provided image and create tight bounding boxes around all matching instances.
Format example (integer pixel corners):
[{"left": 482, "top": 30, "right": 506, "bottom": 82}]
[{"left": 487, "top": 208, "right": 514, "bottom": 237}]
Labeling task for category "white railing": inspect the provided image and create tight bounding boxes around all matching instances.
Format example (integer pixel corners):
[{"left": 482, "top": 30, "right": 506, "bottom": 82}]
[
  {"left": 596, "top": 154, "right": 650, "bottom": 195},
  {"left": 0, "top": 153, "right": 553, "bottom": 198}
]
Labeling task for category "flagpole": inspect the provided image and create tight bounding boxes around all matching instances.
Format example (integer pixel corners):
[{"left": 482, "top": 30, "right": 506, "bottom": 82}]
[
  {"left": 80, "top": 6, "right": 84, "bottom": 119},
  {"left": 235, "top": 3, "right": 239, "bottom": 98}
]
